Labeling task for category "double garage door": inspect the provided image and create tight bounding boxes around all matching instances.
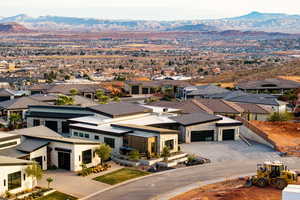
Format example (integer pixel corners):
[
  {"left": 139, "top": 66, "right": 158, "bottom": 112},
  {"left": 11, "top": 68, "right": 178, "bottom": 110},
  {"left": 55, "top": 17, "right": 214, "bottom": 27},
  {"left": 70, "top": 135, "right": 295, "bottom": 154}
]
[
  {"left": 191, "top": 129, "right": 235, "bottom": 142},
  {"left": 191, "top": 130, "right": 214, "bottom": 142}
]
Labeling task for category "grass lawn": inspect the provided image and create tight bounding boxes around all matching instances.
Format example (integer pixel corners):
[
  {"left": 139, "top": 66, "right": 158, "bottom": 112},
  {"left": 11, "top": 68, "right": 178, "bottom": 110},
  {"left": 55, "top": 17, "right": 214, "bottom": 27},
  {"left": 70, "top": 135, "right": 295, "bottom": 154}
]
[
  {"left": 93, "top": 168, "right": 150, "bottom": 185},
  {"left": 37, "top": 191, "right": 77, "bottom": 200}
]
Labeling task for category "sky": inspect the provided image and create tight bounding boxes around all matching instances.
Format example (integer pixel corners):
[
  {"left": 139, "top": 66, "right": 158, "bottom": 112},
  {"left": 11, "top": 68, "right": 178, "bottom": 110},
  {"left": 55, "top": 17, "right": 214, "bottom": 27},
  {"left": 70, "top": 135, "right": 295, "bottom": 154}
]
[{"left": 1, "top": 0, "right": 300, "bottom": 20}]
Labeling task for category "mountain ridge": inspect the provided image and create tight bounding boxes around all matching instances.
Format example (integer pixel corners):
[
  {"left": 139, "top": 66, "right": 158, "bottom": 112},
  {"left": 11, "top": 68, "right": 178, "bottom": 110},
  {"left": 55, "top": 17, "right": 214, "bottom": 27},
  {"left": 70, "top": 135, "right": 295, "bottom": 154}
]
[{"left": 1, "top": 12, "right": 300, "bottom": 33}]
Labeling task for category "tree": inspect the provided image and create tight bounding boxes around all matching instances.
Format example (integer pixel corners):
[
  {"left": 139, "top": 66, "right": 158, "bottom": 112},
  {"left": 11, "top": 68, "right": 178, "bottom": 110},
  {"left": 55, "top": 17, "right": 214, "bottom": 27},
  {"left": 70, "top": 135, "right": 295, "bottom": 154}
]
[
  {"left": 25, "top": 163, "right": 43, "bottom": 181},
  {"left": 95, "top": 90, "right": 105, "bottom": 99},
  {"left": 95, "top": 144, "right": 112, "bottom": 165},
  {"left": 70, "top": 88, "right": 79, "bottom": 96},
  {"left": 46, "top": 177, "right": 54, "bottom": 189},
  {"left": 55, "top": 95, "right": 74, "bottom": 105},
  {"left": 129, "top": 150, "right": 140, "bottom": 161},
  {"left": 268, "top": 112, "right": 294, "bottom": 122},
  {"left": 161, "top": 146, "right": 171, "bottom": 161},
  {"left": 9, "top": 113, "right": 22, "bottom": 130}
]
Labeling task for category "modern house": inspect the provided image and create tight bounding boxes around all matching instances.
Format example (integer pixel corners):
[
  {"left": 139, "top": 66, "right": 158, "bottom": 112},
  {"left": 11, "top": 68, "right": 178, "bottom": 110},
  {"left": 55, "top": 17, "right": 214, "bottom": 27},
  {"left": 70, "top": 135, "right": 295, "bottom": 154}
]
[
  {"left": 0, "top": 126, "right": 101, "bottom": 172},
  {"left": 171, "top": 112, "right": 242, "bottom": 143},
  {"left": 124, "top": 80, "right": 191, "bottom": 96},
  {"left": 236, "top": 78, "right": 300, "bottom": 95},
  {"left": 179, "top": 85, "right": 229, "bottom": 100},
  {"left": 28, "top": 83, "right": 108, "bottom": 100},
  {"left": 0, "top": 97, "right": 50, "bottom": 121},
  {"left": 26, "top": 105, "right": 94, "bottom": 135},
  {"left": 0, "top": 156, "right": 36, "bottom": 196}
]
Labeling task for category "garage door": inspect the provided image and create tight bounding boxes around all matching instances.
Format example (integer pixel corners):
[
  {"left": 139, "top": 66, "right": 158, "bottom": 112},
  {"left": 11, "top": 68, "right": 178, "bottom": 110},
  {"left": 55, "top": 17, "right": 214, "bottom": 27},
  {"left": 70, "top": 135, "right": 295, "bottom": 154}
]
[
  {"left": 222, "top": 129, "right": 235, "bottom": 141},
  {"left": 191, "top": 130, "right": 214, "bottom": 142}
]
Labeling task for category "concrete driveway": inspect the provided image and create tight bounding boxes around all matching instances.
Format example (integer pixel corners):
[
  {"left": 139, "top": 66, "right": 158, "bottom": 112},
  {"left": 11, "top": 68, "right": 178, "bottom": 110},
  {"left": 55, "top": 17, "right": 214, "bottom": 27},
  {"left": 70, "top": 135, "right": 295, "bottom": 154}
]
[
  {"left": 38, "top": 162, "right": 123, "bottom": 198},
  {"left": 181, "top": 140, "right": 281, "bottom": 162}
]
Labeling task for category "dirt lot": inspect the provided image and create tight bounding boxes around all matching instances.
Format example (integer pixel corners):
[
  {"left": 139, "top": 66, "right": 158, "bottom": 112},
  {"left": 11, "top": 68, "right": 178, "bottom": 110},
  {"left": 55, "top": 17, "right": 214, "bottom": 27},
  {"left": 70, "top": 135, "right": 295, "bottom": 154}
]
[
  {"left": 250, "top": 121, "right": 300, "bottom": 153},
  {"left": 171, "top": 178, "right": 300, "bottom": 200}
]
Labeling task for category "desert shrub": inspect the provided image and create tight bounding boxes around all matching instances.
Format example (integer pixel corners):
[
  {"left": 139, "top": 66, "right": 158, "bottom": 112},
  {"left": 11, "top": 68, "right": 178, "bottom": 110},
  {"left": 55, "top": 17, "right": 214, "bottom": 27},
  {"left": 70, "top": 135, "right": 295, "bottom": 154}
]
[{"left": 268, "top": 112, "right": 293, "bottom": 122}]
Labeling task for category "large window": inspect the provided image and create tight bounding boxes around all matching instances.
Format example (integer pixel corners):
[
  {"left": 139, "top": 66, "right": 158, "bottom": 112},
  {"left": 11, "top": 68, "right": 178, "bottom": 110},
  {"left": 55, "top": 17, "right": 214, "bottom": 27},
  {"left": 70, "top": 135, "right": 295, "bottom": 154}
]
[
  {"left": 104, "top": 137, "right": 115, "bottom": 148},
  {"left": 82, "top": 150, "right": 92, "bottom": 164},
  {"left": 165, "top": 140, "right": 174, "bottom": 150},
  {"left": 8, "top": 171, "right": 21, "bottom": 191},
  {"left": 33, "top": 119, "right": 40, "bottom": 127},
  {"left": 61, "top": 121, "right": 70, "bottom": 134}
]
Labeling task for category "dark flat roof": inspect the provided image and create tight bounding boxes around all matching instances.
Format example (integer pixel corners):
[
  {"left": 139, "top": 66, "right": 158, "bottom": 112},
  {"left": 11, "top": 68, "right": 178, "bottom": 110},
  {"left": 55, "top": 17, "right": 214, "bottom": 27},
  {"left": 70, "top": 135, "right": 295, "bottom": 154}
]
[
  {"left": 87, "top": 102, "right": 152, "bottom": 118},
  {"left": 170, "top": 112, "right": 222, "bottom": 126}
]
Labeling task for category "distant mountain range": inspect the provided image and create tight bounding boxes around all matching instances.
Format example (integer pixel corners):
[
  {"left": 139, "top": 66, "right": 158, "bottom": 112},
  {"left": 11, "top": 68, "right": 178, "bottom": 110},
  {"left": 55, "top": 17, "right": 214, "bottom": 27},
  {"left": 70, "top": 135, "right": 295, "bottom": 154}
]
[
  {"left": 0, "top": 22, "right": 31, "bottom": 33},
  {"left": 1, "top": 12, "right": 300, "bottom": 33}
]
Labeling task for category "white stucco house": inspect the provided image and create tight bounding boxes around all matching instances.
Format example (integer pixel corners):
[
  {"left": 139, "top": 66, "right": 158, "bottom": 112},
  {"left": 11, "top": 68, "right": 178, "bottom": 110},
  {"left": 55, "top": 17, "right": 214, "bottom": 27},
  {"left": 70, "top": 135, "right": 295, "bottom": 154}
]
[
  {"left": 0, "top": 126, "right": 101, "bottom": 172},
  {"left": 0, "top": 156, "right": 36, "bottom": 197}
]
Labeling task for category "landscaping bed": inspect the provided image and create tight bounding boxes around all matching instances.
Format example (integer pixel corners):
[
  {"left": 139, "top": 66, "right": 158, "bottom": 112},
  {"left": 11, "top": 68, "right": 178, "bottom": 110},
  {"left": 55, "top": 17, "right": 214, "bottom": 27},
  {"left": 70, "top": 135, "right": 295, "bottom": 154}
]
[
  {"left": 93, "top": 168, "right": 150, "bottom": 185},
  {"left": 36, "top": 191, "right": 77, "bottom": 200}
]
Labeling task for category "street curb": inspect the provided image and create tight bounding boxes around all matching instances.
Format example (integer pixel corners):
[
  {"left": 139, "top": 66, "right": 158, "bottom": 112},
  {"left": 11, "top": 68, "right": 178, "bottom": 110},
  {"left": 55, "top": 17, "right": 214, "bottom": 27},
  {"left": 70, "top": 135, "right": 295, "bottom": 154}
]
[{"left": 79, "top": 164, "right": 212, "bottom": 200}]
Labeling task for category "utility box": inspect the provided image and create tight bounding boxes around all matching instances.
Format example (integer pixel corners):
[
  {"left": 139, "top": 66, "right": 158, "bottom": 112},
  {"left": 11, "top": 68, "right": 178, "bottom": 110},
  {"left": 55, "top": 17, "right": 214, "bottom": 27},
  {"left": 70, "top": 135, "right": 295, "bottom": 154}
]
[{"left": 282, "top": 185, "right": 300, "bottom": 200}]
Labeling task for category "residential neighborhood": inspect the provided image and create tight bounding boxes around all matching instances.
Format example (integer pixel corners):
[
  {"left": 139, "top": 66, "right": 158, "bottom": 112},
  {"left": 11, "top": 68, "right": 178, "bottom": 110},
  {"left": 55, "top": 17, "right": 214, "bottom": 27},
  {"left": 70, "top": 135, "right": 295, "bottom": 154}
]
[
  {"left": 0, "top": 75, "right": 299, "bottom": 200},
  {"left": 1, "top": 4, "right": 300, "bottom": 199}
]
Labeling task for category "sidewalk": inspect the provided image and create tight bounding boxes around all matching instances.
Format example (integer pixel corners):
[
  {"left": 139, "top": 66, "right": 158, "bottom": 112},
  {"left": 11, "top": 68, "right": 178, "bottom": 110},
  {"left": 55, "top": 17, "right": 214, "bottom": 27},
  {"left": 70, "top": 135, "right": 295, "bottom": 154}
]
[{"left": 38, "top": 162, "right": 123, "bottom": 198}]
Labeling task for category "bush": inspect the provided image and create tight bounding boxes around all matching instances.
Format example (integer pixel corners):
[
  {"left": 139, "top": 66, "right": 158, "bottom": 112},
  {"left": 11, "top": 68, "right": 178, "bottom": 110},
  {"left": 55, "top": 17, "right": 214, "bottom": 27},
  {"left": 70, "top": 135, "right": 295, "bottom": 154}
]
[
  {"left": 161, "top": 146, "right": 171, "bottom": 160},
  {"left": 268, "top": 112, "right": 294, "bottom": 122},
  {"left": 129, "top": 150, "right": 140, "bottom": 161}
]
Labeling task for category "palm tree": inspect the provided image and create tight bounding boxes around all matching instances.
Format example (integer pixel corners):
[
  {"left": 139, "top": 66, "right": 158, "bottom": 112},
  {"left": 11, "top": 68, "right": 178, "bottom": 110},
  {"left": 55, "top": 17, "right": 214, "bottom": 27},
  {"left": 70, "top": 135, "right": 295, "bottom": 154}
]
[
  {"left": 55, "top": 95, "right": 74, "bottom": 105},
  {"left": 46, "top": 177, "right": 54, "bottom": 189},
  {"left": 9, "top": 113, "right": 22, "bottom": 130}
]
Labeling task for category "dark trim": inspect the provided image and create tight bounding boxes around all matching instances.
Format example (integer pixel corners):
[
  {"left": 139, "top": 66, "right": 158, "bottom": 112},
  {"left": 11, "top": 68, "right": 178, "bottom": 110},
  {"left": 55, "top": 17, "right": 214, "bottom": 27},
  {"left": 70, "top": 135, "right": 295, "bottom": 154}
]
[
  {"left": 28, "top": 105, "right": 87, "bottom": 111},
  {"left": 178, "top": 118, "right": 222, "bottom": 127},
  {"left": 86, "top": 107, "right": 153, "bottom": 118},
  {"left": 23, "top": 135, "right": 100, "bottom": 145},
  {"left": 69, "top": 125, "right": 132, "bottom": 137},
  {"left": 0, "top": 162, "right": 33, "bottom": 166},
  {"left": 26, "top": 112, "right": 93, "bottom": 119},
  {"left": 111, "top": 124, "right": 178, "bottom": 134},
  {"left": 55, "top": 147, "right": 72, "bottom": 153},
  {"left": 67, "top": 120, "right": 98, "bottom": 126},
  {"left": 216, "top": 122, "right": 243, "bottom": 127},
  {"left": 0, "top": 135, "right": 20, "bottom": 143}
]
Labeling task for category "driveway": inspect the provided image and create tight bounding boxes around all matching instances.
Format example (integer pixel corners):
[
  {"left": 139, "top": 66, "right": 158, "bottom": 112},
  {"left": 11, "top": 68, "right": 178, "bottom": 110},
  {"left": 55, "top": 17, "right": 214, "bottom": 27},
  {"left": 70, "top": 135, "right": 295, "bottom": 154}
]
[
  {"left": 83, "top": 157, "right": 300, "bottom": 200},
  {"left": 181, "top": 140, "right": 281, "bottom": 162},
  {"left": 38, "top": 162, "right": 123, "bottom": 198}
]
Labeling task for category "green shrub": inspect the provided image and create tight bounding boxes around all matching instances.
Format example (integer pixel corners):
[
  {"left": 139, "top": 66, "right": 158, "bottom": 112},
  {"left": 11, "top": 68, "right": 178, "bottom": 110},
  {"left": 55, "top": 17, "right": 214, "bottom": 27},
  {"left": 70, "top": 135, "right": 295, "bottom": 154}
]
[
  {"left": 129, "top": 150, "right": 140, "bottom": 161},
  {"left": 268, "top": 112, "right": 294, "bottom": 122}
]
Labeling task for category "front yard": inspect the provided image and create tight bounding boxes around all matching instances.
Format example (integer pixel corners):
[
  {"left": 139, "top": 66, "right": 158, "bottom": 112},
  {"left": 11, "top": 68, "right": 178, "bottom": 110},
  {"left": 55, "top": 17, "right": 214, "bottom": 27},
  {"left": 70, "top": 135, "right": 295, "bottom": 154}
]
[
  {"left": 37, "top": 191, "right": 77, "bottom": 200},
  {"left": 93, "top": 168, "right": 150, "bottom": 185}
]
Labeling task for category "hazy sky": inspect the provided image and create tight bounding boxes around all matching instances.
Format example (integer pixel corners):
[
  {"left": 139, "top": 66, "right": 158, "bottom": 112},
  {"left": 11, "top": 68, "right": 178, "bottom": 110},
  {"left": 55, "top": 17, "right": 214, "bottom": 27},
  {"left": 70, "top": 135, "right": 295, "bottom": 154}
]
[{"left": 1, "top": 0, "right": 300, "bottom": 20}]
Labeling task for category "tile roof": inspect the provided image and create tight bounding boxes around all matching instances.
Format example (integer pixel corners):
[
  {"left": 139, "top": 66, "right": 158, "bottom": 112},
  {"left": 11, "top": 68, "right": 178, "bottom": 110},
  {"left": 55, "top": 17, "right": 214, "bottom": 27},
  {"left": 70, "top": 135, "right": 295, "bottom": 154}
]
[
  {"left": 170, "top": 112, "right": 222, "bottom": 126},
  {"left": 88, "top": 102, "right": 152, "bottom": 118},
  {"left": 235, "top": 103, "right": 271, "bottom": 114},
  {"left": 148, "top": 100, "right": 206, "bottom": 114},
  {"left": 0, "top": 96, "right": 50, "bottom": 110},
  {"left": 237, "top": 78, "right": 300, "bottom": 90},
  {"left": 195, "top": 99, "right": 242, "bottom": 114}
]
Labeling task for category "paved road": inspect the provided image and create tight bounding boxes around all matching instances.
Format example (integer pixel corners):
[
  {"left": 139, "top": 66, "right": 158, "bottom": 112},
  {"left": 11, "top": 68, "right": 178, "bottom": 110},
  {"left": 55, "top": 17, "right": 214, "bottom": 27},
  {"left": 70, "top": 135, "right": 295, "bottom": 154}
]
[{"left": 83, "top": 157, "right": 300, "bottom": 200}]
